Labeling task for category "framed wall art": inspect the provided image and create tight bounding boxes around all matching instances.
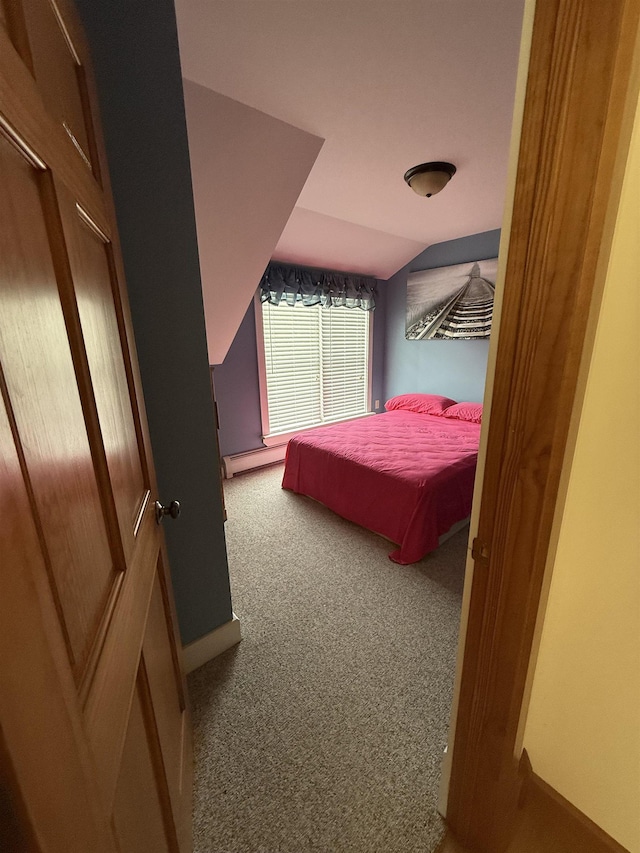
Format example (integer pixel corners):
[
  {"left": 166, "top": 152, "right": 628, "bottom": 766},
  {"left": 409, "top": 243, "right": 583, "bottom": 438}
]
[{"left": 406, "top": 257, "right": 498, "bottom": 340}]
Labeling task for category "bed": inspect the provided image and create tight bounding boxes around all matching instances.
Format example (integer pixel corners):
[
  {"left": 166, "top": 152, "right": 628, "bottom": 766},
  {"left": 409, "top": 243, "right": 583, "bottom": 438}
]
[{"left": 281, "top": 394, "right": 482, "bottom": 564}]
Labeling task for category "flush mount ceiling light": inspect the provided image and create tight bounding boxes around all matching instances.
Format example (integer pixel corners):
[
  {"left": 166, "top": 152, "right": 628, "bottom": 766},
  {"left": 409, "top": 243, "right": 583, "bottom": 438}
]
[{"left": 404, "top": 161, "right": 457, "bottom": 197}]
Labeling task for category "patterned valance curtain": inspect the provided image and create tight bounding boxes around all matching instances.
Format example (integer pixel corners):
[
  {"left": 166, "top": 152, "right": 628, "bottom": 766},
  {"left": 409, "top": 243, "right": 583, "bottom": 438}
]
[{"left": 260, "top": 262, "right": 377, "bottom": 311}]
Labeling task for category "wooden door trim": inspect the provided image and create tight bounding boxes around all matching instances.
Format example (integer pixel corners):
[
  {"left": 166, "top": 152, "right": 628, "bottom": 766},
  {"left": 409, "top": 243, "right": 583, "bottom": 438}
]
[
  {"left": 446, "top": 1, "right": 640, "bottom": 850},
  {"left": 518, "top": 751, "right": 631, "bottom": 853}
]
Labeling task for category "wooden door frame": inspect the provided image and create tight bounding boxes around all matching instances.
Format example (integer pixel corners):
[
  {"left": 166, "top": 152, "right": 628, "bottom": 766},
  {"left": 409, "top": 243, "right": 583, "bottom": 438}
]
[{"left": 446, "top": 1, "right": 640, "bottom": 850}]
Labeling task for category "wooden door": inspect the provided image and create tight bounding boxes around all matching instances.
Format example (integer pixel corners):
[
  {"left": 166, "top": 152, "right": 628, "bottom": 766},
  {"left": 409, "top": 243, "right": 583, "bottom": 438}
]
[{"left": 0, "top": 2, "right": 192, "bottom": 851}]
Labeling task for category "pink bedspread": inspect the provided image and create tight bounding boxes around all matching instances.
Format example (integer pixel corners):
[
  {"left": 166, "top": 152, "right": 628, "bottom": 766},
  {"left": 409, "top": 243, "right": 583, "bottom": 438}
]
[{"left": 282, "top": 411, "right": 480, "bottom": 564}]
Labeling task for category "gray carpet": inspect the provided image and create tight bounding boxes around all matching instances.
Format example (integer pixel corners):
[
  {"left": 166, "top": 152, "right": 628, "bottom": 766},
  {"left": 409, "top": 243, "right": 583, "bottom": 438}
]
[{"left": 189, "top": 463, "right": 467, "bottom": 853}]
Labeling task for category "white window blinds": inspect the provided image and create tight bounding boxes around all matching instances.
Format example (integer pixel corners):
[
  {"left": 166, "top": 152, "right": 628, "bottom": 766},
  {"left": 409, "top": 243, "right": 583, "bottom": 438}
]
[{"left": 261, "top": 301, "right": 370, "bottom": 435}]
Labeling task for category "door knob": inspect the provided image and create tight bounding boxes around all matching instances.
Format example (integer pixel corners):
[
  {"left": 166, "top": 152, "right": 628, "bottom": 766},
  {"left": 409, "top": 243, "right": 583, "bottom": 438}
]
[{"left": 155, "top": 500, "right": 181, "bottom": 524}]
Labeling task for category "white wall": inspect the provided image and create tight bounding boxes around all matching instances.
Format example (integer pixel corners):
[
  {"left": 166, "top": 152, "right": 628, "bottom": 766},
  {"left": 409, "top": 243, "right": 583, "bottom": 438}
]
[{"left": 523, "top": 88, "right": 640, "bottom": 852}]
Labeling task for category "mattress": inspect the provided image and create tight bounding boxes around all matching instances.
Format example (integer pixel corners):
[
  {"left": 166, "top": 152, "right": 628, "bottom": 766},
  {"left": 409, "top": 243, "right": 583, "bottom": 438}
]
[{"left": 282, "top": 410, "right": 480, "bottom": 564}]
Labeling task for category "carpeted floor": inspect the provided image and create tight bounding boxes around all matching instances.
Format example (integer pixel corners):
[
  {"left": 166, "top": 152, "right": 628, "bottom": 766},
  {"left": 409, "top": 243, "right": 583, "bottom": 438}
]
[{"left": 189, "top": 463, "right": 468, "bottom": 853}]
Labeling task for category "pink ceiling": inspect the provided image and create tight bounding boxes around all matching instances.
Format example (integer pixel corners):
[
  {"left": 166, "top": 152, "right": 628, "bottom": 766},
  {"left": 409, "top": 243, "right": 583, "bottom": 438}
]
[
  {"left": 182, "top": 81, "right": 323, "bottom": 364},
  {"left": 175, "top": 0, "right": 525, "bottom": 279},
  {"left": 272, "top": 208, "right": 426, "bottom": 280}
]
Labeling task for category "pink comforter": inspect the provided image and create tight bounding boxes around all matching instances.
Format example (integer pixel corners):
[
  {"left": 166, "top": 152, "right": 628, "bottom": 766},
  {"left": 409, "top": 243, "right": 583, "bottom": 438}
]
[{"left": 282, "top": 410, "right": 480, "bottom": 564}]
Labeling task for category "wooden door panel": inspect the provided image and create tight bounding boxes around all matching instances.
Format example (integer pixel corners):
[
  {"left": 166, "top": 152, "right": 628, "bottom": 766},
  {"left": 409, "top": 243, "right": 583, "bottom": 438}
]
[
  {"left": 83, "top": 502, "right": 159, "bottom": 809},
  {"left": 1, "top": 3, "right": 32, "bottom": 76},
  {"left": 112, "top": 672, "right": 173, "bottom": 853},
  {"left": 0, "top": 25, "right": 107, "bottom": 233},
  {"left": 0, "top": 387, "right": 116, "bottom": 853},
  {"left": 20, "top": 0, "right": 94, "bottom": 172},
  {"left": 0, "top": 131, "right": 117, "bottom": 681},
  {"left": 56, "top": 180, "right": 148, "bottom": 549},
  {"left": 143, "top": 559, "right": 192, "bottom": 848}
]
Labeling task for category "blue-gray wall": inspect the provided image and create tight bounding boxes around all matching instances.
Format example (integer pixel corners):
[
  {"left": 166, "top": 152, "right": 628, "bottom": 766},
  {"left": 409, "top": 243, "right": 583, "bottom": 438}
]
[
  {"left": 214, "top": 286, "right": 387, "bottom": 458},
  {"left": 77, "top": 0, "right": 233, "bottom": 644},
  {"left": 383, "top": 230, "right": 501, "bottom": 404}
]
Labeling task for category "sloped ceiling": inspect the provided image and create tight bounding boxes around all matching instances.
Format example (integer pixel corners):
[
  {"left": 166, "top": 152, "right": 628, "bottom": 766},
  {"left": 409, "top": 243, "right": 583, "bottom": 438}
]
[
  {"left": 182, "top": 81, "right": 323, "bottom": 364},
  {"left": 175, "top": 0, "right": 526, "bottom": 282}
]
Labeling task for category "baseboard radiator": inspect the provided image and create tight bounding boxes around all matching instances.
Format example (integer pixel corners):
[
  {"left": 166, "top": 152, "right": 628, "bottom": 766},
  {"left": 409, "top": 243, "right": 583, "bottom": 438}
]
[{"left": 222, "top": 444, "right": 287, "bottom": 479}]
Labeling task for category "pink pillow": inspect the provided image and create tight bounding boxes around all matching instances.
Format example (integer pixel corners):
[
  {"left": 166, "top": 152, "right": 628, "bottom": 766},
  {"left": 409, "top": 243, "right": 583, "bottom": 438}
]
[
  {"left": 385, "top": 393, "right": 457, "bottom": 415},
  {"left": 441, "top": 402, "right": 483, "bottom": 423}
]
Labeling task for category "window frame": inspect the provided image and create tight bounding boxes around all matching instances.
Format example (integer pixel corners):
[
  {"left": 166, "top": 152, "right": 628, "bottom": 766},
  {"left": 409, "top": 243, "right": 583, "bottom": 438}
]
[{"left": 254, "top": 291, "right": 374, "bottom": 447}]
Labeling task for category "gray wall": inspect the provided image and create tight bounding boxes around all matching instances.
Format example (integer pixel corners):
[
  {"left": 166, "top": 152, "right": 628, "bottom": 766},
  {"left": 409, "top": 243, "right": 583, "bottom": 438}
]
[
  {"left": 214, "top": 287, "right": 387, "bottom": 458},
  {"left": 76, "top": 0, "right": 233, "bottom": 644},
  {"left": 383, "top": 230, "right": 501, "bottom": 404}
]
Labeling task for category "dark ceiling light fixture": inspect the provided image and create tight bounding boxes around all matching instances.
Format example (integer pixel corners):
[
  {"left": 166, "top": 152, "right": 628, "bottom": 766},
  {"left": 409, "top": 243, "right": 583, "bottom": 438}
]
[{"left": 404, "top": 161, "right": 457, "bottom": 197}]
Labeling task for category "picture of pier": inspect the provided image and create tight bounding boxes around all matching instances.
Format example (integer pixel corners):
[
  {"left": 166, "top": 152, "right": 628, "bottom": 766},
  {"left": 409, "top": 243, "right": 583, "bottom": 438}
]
[{"left": 405, "top": 257, "right": 498, "bottom": 340}]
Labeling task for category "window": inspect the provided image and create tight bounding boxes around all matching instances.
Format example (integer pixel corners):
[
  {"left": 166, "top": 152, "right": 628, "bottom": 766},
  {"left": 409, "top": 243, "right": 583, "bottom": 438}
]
[{"left": 259, "top": 300, "right": 371, "bottom": 437}]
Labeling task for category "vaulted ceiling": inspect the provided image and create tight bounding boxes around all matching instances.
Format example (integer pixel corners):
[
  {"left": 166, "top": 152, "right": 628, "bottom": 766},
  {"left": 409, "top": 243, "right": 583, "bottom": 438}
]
[{"left": 175, "top": 0, "right": 526, "bottom": 281}]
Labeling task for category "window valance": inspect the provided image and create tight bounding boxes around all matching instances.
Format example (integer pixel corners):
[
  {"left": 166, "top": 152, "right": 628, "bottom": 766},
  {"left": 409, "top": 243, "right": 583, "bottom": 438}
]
[{"left": 260, "top": 262, "right": 377, "bottom": 311}]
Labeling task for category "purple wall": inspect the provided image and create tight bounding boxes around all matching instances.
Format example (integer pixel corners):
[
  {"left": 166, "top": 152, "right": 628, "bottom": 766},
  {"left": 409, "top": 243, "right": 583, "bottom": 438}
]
[{"left": 211, "top": 304, "right": 262, "bottom": 458}]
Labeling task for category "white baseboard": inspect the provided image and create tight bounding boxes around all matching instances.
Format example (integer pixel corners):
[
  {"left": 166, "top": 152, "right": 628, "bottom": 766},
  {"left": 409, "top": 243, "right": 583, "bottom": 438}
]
[
  {"left": 222, "top": 444, "right": 287, "bottom": 478},
  {"left": 182, "top": 613, "right": 242, "bottom": 673},
  {"left": 438, "top": 745, "right": 452, "bottom": 818}
]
